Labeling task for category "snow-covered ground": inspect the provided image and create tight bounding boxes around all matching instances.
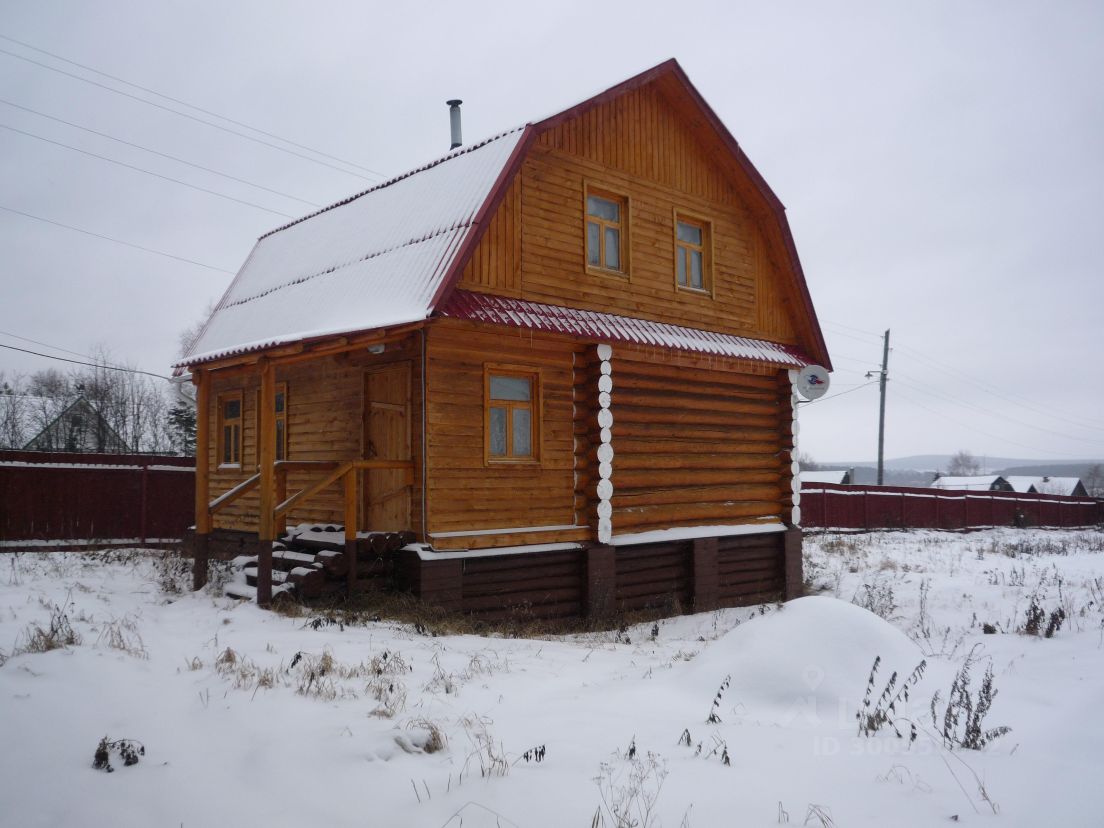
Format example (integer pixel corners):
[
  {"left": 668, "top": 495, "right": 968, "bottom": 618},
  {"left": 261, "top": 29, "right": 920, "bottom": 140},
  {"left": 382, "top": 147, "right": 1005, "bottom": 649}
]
[{"left": 1, "top": 528, "right": 1103, "bottom": 827}]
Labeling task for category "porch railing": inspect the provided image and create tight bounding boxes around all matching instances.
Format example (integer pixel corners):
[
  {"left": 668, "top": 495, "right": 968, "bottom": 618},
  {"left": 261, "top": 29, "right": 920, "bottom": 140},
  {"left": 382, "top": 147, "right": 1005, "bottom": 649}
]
[{"left": 201, "top": 458, "right": 414, "bottom": 603}]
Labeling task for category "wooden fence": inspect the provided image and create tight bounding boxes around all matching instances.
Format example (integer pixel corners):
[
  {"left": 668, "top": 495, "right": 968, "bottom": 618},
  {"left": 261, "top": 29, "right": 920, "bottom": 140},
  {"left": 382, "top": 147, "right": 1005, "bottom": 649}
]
[
  {"left": 801, "top": 483, "right": 1102, "bottom": 531},
  {"left": 0, "top": 451, "right": 195, "bottom": 547}
]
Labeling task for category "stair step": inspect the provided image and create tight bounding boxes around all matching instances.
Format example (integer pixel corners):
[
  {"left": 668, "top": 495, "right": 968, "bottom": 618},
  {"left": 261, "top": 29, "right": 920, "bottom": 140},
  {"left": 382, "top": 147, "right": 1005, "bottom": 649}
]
[{"left": 224, "top": 582, "right": 294, "bottom": 602}]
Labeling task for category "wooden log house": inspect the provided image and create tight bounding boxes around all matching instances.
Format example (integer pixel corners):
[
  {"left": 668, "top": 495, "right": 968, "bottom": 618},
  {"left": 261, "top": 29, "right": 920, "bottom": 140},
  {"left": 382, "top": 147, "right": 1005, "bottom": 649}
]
[{"left": 179, "top": 60, "right": 832, "bottom": 618}]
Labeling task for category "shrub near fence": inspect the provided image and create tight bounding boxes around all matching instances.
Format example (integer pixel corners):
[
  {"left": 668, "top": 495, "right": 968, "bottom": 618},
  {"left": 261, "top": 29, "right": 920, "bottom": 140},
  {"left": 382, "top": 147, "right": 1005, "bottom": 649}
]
[
  {"left": 801, "top": 482, "right": 1102, "bottom": 531},
  {"left": 0, "top": 450, "right": 195, "bottom": 547}
]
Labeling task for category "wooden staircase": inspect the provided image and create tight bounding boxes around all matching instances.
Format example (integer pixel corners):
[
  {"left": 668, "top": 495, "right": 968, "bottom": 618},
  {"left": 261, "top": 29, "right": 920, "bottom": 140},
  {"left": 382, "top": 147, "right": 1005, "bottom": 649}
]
[{"left": 225, "top": 525, "right": 416, "bottom": 602}]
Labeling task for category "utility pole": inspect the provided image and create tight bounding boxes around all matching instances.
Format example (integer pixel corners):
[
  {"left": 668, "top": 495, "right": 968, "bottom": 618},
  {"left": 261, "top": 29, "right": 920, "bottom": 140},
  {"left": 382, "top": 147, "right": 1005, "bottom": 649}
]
[{"left": 876, "top": 329, "right": 890, "bottom": 485}]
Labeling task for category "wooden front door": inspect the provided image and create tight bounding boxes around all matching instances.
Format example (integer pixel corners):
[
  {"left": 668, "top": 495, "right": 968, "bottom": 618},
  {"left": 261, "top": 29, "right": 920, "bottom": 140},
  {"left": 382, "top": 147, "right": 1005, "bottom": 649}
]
[{"left": 363, "top": 362, "right": 412, "bottom": 531}]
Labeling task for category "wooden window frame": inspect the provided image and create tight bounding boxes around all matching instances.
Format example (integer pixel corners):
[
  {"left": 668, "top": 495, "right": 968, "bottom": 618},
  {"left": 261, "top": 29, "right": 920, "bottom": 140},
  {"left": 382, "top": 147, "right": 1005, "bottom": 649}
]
[
  {"left": 483, "top": 365, "right": 541, "bottom": 466},
  {"left": 217, "top": 391, "right": 243, "bottom": 470},
  {"left": 255, "top": 382, "right": 288, "bottom": 467},
  {"left": 673, "top": 210, "right": 714, "bottom": 297},
  {"left": 584, "top": 183, "right": 630, "bottom": 279}
]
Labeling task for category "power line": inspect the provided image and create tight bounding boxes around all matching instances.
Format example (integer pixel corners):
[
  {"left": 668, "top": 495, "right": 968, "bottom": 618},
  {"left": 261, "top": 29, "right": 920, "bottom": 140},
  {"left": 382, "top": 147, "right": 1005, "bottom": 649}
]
[
  {"left": 799, "top": 380, "right": 879, "bottom": 406},
  {"left": 0, "top": 31, "right": 387, "bottom": 178},
  {"left": 0, "top": 45, "right": 383, "bottom": 183},
  {"left": 0, "top": 204, "right": 235, "bottom": 273},
  {"left": 0, "top": 97, "right": 321, "bottom": 208},
  {"left": 0, "top": 121, "right": 295, "bottom": 218},
  {"left": 892, "top": 386, "right": 1085, "bottom": 459},
  {"left": 893, "top": 374, "right": 1104, "bottom": 449},
  {"left": 891, "top": 340, "right": 1104, "bottom": 434},
  {"left": 0, "top": 328, "right": 94, "bottom": 360},
  {"left": 0, "top": 342, "right": 172, "bottom": 381}
]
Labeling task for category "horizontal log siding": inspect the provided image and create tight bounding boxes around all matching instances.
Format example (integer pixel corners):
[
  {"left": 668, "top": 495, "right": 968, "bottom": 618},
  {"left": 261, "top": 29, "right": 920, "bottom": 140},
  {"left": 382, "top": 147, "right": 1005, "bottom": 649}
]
[
  {"left": 614, "top": 542, "right": 693, "bottom": 613},
  {"left": 206, "top": 335, "right": 424, "bottom": 535},
  {"left": 610, "top": 350, "right": 788, "bottom": 534},
  {"left": 460, "top": 548, "right": 585, "bottom": 621},
  {"left": 425, "top": 321, "right": 580, "bottom": 547},
  {"left": 715, "top": 532, "right": 785, "bottom": 604}
]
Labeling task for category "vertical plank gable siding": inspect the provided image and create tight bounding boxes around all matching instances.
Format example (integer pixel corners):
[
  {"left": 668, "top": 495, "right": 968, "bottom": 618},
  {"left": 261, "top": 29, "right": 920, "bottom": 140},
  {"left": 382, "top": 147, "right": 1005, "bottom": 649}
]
[
  {"left": 206, "top": 335, "right": 424, "bottom": 536},
  {"left": 425, "top": 322, "right": 579, "bottom": 547},
  {"left": 458, "top": 80, "right": 798, "bottom": 344}
]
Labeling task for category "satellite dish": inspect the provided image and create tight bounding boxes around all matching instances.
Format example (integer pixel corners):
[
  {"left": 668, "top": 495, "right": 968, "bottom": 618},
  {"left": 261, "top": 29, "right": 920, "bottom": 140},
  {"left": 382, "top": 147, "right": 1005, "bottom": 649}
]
[{"left": 795, "top": 365, "right": 830, "bottom": 400}]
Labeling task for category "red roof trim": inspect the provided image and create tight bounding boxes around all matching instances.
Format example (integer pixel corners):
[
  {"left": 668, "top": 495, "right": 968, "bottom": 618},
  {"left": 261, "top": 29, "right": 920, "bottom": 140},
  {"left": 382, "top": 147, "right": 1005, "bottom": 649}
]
[{"left": 440, "top": 290, "right": 812, "bottom": 367}]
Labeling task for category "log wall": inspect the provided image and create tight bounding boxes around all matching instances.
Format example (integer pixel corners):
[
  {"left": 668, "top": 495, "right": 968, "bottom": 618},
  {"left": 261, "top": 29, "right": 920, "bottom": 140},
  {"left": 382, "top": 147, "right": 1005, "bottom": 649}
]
[
  {"left": 609, "top": 348, "right": 788, "bottom": 534},
  {"left": 424, "top": 321, "right": 581, "bottom": 548}
]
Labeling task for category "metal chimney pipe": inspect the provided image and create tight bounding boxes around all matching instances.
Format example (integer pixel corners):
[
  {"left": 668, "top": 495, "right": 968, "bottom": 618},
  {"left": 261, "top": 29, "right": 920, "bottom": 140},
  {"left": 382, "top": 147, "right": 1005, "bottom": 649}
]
[{"left": 447, "top": 99, "right": 463, "bottom": 149}]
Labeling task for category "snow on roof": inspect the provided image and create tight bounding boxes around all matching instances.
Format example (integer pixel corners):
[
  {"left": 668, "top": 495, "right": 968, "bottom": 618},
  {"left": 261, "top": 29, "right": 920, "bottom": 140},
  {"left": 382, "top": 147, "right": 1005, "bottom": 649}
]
[
  {"left": 181, "top": 128, "right": 525, "bottom": 365},
  {"left": 441, "top": 290, "right": 810, "bottom": 366},
  {"left": 800, "top": 470, "right": 849, "bottom": 485},
  {"left": 178, "top": 59, "right": 828, "bottom": 370},
  {"left": 1004, "top": 476, "right": 1041, "bottom": 493},
  {"left": 930, "top": 476, "right": 1006, "bottom": 490},
  {"left": 1032, "top": 477, "right": 1084, "bottom": 496}
]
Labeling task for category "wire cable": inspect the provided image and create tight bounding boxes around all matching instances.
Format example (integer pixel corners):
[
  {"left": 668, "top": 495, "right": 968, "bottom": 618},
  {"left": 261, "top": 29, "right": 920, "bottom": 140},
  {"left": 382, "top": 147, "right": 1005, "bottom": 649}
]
[
  {"left": 0, "top": 342, "right": 172, "bottom": 381},
  {"left": 0, "top": 31, "right": 387, "bottom": 178},
  {"left": 0, "top": 46, "right": 382, "bottom": 182},
  {"left": 798, "top": 380, "right": 879, "bottom": 406},
  {"left": 0, "top": 204, "right": 235, "bottom": 273},
  {"left": 0, "top": 97, "right": 321, "bottom": 208},
  {"left": 0, "top": 122, "right": 295, "bottom": 218}
]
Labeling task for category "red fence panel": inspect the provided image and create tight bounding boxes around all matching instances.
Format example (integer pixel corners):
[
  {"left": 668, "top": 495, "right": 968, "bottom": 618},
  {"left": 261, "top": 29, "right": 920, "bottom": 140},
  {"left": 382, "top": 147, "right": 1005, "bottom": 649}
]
[
  {"left": 0, "top": 451, "right": 195, "bottom": 544},
  {"left": 801, "top": 482, "right": 1102, "bottom": 531}
]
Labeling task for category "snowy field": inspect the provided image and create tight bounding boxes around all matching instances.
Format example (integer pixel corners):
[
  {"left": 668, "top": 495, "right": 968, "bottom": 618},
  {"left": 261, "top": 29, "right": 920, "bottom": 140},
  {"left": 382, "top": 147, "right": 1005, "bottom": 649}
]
[{"left": 2, "top": 528, "right": 1103, "bottom": 827}]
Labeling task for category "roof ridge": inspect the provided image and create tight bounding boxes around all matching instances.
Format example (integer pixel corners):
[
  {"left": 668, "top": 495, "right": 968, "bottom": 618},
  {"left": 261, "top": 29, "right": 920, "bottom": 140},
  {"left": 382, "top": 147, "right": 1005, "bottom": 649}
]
[{"left": 257, "top": 126, "right": 526, "bottom": 241}]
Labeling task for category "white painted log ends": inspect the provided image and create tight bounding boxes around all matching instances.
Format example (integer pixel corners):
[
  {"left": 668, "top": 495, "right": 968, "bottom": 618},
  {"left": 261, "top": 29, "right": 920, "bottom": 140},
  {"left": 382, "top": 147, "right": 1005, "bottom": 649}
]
[{"left": 596, "top": 344, "right": 614, "bottom": 543}]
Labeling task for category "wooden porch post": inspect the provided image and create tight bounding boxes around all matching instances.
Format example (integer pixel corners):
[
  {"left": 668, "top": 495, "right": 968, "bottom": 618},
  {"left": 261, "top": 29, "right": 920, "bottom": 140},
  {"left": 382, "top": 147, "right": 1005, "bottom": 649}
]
[
  {"left": 257, "top": 358, "right": 276, "bottom": 607},
  {"left": 192, "top": 368, "right": 210, "bottom": 590},
  {"left": 345, "top": 469, "right": 358, "bottom": 596}
]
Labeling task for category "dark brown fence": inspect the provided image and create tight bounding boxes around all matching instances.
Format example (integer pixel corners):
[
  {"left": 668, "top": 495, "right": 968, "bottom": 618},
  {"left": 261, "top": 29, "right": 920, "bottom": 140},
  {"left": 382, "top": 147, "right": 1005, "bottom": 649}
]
[
  {"left": 0, "top": 451, "right": 195, "bottom": 546},
  {"left": 801, "top": 482, "right": 1102, "bottom": 531}
]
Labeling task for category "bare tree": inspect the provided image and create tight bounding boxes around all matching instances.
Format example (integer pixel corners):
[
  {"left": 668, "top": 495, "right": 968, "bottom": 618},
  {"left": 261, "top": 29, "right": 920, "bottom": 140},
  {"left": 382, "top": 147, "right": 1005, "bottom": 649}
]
[
  {"left": 1085, "top": 464, "right": 1104, "bottom": 498},
  {"left": 947, "top": 450, "right": 982, "bottom": 477}
]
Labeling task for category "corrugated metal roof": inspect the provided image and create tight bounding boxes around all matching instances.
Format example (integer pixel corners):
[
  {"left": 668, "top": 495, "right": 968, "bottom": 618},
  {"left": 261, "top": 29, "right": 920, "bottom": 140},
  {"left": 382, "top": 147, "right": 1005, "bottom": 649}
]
[
  {"left": 440, "top": 290, "right": 811, "bottom": 367},
  {"left": 181, "top": 128, "right": 525, "bottom": 365}
]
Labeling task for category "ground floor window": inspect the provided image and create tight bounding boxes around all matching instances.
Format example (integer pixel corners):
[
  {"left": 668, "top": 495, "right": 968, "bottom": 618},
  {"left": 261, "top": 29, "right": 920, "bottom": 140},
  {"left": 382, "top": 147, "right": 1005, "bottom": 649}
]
[{"left": 485, "top": 367, "right": 539, "bottom": 462}]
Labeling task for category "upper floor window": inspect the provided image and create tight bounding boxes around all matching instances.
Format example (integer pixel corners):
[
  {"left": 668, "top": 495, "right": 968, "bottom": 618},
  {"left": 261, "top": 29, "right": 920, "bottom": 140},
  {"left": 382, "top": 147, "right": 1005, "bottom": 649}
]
[
  {"left": 485, "top": 368, "right": 539, "bottom": 463},
  {"left": 218, "top": 392, "right": 243, "bottom": 467},
  {"left": 585, "top": 188, "right": 628, "bottom": 275},
  {"left": 675, "top": 215, "right": 711, "bottom": 294}
]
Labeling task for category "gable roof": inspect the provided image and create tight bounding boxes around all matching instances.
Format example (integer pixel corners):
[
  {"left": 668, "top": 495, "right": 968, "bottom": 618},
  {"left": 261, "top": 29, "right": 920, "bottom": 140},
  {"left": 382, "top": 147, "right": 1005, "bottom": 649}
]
[
  {"left": 1006, "top": 476, "right": 1086, "bottom": 496},
  {"left": 180, "top": 59, "right": 829, "bottom": 370},
  {"left": 800, "top": 470, "right": 850, "bottom": 485},
  {"left": 0, "top": 395, "right": 127, "bottom": 452}
]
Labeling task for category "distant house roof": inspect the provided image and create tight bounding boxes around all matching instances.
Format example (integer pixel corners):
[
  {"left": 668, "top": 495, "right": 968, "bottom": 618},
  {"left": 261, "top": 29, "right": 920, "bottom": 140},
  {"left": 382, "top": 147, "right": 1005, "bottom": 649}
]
[
  {"left": 0, "top": 395, "right": 128, "bottom": 453},
  {"left": 930, "top": 475, "right": 1010, "bottom": 491},
  {"left": 1004, "top": 476, "right": 1087, "bottom": 496},
  {"left": 179, "top": 59, "right": 829, "bottom": 371},
  {"left": 800, "top": 470, "right": 850, "bottom": 485}
]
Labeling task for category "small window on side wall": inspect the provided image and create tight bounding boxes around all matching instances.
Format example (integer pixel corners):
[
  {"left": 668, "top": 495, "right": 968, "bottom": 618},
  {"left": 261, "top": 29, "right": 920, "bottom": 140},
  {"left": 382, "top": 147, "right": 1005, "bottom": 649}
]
[
  {"left": 485, "top": 368, "right": 539, "bottom": 463},
  {"left": 218, "top": 392, "right": 243, "bottom": 468},
  {"left": 255, "top": 383, "right": 288, "bottom": 466},
  {"left": 585, "top": 187, "right": 628, "bottom": 276},
  {"left": 675, "top": 214, "right": 711, "bottom": 294}
]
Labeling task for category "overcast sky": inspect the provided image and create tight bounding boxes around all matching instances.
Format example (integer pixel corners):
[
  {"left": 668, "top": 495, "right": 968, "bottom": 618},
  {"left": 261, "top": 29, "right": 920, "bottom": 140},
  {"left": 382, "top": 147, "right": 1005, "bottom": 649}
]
[{"left": 1, "top": 1, "right": 1102, "bottom": 464}]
